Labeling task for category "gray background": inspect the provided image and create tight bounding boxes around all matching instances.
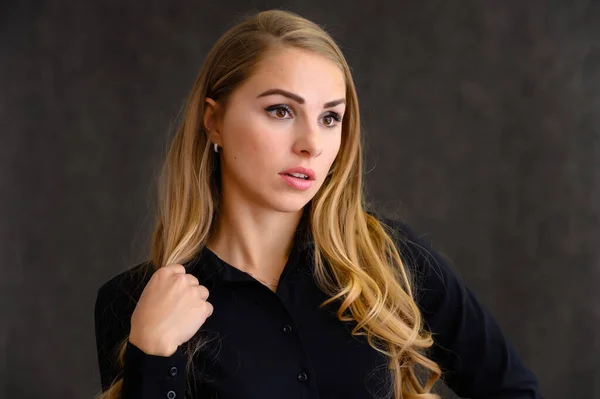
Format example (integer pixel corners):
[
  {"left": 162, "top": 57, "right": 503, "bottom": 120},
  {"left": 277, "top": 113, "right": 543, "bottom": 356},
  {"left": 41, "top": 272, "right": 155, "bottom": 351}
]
[{"left": 1, "top": 0, "right": 599, "bottom": 398}]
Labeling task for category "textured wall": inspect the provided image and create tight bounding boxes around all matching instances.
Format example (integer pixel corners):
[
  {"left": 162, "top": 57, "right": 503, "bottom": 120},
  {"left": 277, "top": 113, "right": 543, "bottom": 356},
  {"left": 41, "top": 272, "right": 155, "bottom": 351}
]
[{"left": 1, "top": 1, "right": 599, "bottom": 398}]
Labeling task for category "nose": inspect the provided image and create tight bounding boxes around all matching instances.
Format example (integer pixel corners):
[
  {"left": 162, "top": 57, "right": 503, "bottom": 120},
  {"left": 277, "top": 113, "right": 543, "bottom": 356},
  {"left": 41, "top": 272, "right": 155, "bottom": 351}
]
[{"left": 292, "top": 118, "right": 323, "bottom": 158}]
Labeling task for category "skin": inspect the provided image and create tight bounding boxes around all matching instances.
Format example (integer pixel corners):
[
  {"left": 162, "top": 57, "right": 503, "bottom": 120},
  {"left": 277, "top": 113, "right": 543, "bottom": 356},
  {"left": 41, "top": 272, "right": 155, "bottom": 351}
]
[
  {"left": 129, "top": 47, "right": 346, "bottom": 356},
  {"left": 204, "top": 47, "right": 346, "bottom": 288}
]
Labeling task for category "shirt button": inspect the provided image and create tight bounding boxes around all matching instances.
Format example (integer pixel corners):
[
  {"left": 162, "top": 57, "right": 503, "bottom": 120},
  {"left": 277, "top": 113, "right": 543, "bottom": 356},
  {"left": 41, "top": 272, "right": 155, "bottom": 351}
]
[
  {"left": 282, "top": 325, "right": 293, "bottom": 334},
  {"left": 169, "top": 366, "right": 178, "bottom": 377},
  {"left": 297, "top": 371, "right": 308, "bottom": 382},
  {"left": 166, "top": 391, "right": 176, "bottom": 399}
]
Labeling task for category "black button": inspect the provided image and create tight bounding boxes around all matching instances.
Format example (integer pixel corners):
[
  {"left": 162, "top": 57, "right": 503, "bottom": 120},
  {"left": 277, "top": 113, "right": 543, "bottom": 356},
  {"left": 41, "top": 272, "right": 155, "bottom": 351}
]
[
  {"left": 166, "top": 391, "right": 176, "bottom": 399},
  {"left": 169, "top": 366, "right": 178, "bottom": 377},
  {"left": 297, "top": 371, "right": 308, "bottom": 382},
  {"left": 282, "top": 325, "right": 293, "bottom": 334}
]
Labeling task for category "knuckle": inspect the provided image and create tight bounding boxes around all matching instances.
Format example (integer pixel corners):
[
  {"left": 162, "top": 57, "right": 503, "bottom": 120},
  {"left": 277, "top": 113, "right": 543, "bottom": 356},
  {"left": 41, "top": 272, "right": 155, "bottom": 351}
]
[
  {"left": 171, "top": 264, "right": 186, "bottom": 273},
  {"left": 174, "top": 273, "right": 188, "bottom": 283},
  {"left": 153, "top": 267, "right": 169, "bottom": 280},
  {"left": 158, "top": 264, "right": 183, "bottom": 276}
]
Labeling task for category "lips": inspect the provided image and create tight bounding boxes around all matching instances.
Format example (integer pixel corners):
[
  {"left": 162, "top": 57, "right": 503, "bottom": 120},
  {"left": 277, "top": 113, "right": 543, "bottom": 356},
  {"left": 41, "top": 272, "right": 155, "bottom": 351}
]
[
  {"left": 280, "top": 173, "right": 314, "bottom": 190},
  {"left": 279, "top": 167, "right": 316, "bottom": 181}
]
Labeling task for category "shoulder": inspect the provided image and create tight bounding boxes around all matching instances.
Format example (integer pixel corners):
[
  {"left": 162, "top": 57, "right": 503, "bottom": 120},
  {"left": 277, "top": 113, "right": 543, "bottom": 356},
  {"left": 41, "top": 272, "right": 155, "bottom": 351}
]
[
  {"left": 96, "top": 261, "right": 153, "bottom": 305},
  {"left": 368, "top": 211, "right": 441, "bottom": 270},
  {"left": 368, "top": 211, "right": 460, "bottom": 304},
  {"left": 94, "top": 261, "right": 154, "bottom": 330},
  {"left": 369, "top": 213, "right": 472, "bottom": 328}
]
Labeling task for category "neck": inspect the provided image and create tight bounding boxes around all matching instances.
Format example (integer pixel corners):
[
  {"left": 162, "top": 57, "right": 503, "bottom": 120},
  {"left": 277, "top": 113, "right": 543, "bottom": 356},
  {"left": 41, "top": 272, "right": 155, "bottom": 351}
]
[{"left": 206, "top": 201, "right": 304, "bottom": 276}]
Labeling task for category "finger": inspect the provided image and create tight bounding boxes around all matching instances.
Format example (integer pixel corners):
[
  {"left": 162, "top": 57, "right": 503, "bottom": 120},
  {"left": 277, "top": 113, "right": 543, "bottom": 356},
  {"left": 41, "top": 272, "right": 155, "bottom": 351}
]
[
  {"left": 185, "top": 274, "right": 200, "bottom": 286},
  {"left": 195, "top": 285, "right": 209, "bottom": 300},
  {"left": 205, "top": 301, "right": 214, "bottom": 316},
  {"left": 166, "top": 264, "right": 186, "bottom": 274}
]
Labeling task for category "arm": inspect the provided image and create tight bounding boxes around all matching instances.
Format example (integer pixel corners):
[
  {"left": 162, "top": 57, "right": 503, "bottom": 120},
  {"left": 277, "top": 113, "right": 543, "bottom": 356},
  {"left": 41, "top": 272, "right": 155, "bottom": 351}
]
[
  {"left": 94, "top": 265, "right": 188, "bottom": 398},
  {"left": 387, "top": 219, "right": 543, "bottom": 398}
]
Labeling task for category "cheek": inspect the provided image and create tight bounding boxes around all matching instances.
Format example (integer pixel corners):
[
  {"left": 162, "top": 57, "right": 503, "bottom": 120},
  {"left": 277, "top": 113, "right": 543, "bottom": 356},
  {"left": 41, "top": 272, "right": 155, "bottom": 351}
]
[
  {"left": 324, "top": 132, "right": 342, "bottom": 166},
  {"left": 226, "top": 113, "right": 285, "bottom": 167}
]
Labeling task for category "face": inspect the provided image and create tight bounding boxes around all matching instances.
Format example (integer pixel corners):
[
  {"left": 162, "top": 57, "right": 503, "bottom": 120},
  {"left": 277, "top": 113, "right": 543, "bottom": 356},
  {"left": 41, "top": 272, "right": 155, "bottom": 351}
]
[{"left": 205, "top": 47, "right": 346, "bottom": 213}]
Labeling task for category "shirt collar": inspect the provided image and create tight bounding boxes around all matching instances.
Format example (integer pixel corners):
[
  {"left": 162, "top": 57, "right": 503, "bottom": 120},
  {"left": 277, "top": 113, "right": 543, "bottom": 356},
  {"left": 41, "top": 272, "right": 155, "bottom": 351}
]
[{"left": 185, "top": 211, "right": 314, "bottom": 286}]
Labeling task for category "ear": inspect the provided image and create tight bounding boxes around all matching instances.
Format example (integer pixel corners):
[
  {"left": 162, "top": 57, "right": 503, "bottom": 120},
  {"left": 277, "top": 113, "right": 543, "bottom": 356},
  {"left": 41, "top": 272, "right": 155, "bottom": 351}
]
[{"left": 203, "top": 97, "right": 222, "bottom": 144}]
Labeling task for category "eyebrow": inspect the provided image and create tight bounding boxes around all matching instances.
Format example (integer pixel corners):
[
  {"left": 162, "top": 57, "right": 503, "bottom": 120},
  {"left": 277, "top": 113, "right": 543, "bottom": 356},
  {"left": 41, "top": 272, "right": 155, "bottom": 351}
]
[{"left": 256, "top": 88, "right": 346, "bottom": 108}]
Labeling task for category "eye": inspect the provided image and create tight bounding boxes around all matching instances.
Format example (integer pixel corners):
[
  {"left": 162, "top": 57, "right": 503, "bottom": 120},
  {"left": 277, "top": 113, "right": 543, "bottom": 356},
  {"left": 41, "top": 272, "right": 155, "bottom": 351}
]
[
  {"left": 265, "top": 104, "right": 293, "bottom": 119},
  {"left": 321, "top": 112, "right": 342, "bottom": 128}
]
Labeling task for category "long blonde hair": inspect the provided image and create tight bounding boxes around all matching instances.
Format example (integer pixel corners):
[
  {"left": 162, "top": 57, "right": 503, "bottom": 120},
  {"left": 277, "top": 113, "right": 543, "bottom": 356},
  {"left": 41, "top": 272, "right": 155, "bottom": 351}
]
[{"left": 98, "top": 9, "right": 441, "bottom": 399}]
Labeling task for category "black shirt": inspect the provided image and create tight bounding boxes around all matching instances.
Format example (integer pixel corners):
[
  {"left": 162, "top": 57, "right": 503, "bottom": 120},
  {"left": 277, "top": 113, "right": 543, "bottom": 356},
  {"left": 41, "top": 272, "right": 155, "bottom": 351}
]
[{"left": 94, "top": 216, "right": 543, "bottom": 399}]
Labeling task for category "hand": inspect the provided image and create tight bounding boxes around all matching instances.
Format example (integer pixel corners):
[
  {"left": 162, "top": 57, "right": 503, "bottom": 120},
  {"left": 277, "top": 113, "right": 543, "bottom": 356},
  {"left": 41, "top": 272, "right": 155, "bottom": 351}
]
[{"left": 129, "top": 264, "right": 213, "bottom": 356}]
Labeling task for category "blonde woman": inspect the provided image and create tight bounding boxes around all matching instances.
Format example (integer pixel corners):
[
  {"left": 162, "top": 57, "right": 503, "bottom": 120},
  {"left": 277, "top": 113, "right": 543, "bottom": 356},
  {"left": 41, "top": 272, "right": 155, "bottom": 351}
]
[{"left": 94, "top": 9, "right": 542, "bottom": 399}]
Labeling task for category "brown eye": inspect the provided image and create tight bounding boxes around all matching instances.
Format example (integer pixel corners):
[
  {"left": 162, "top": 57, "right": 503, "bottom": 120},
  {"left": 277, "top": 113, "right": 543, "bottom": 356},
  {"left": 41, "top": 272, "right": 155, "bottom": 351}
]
[
  {"left": 265, "top": 104, "right": 293, "bottom": 119},
  {"left": 321, "top": 112, "right": 341, "bottom": 128}
]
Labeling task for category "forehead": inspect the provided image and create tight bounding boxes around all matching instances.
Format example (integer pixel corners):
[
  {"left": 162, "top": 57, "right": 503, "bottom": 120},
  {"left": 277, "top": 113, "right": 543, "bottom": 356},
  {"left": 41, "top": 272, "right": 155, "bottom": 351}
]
[{"left": 239, "top": 47, "right": 346, "bottom": 101}]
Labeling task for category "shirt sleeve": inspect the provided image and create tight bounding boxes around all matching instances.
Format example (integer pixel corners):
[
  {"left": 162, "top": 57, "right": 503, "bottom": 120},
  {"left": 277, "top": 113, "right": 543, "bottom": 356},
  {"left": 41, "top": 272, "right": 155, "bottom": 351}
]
[
  {"left": 388, "top": 219, "right": 543, "bottom": 399},
  {"left": 122, "top": 341, "right": 188, "bottom": 399},
  {"left": 94, "top": 265, "right": 188, "bottom": 399}
]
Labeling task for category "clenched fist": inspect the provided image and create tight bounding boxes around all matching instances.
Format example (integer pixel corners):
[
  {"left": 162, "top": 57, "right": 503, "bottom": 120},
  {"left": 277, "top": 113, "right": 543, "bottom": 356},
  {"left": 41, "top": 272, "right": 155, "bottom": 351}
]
[{"left": 129, "top": 264, "right": 213, "bottom": 357}]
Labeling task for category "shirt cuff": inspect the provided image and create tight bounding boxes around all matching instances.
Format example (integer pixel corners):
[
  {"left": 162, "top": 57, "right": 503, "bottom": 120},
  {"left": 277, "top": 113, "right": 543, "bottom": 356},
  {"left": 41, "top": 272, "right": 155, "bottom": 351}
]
[{"left": 122, "top": 340, "right": 187, "bottom": 399}]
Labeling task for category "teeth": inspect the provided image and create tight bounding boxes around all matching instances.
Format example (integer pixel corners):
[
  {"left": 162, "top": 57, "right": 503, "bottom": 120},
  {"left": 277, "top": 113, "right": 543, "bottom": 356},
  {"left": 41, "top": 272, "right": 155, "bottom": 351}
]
[{"left": 289, "top": 172, "right": 308, "bottom": 180}]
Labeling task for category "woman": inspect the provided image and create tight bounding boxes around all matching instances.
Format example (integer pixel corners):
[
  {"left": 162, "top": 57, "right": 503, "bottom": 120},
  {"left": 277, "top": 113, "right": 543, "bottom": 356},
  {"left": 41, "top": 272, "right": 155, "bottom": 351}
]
[{"left": 94, "top": 9, "right": 542, "bottom": 399}]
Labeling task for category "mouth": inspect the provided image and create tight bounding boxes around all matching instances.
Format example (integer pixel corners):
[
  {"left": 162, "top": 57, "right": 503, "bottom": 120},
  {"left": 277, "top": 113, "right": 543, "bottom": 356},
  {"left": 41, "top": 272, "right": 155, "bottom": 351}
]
[
  {"left": 279, "top": 173, "right": 314, "bottom": 190},
  {"left": 280, "top": 172, "right": 312, "bottom": 180},
  {"left": 279, "top": 166, "right": 316, "bottom": 181}
]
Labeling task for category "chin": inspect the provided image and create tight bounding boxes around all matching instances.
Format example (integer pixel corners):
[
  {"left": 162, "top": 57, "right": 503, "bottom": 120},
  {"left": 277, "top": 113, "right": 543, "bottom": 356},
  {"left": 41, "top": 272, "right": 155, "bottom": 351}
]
[{"left": 266, "top": 192, "right": 315, "bottom": 214}]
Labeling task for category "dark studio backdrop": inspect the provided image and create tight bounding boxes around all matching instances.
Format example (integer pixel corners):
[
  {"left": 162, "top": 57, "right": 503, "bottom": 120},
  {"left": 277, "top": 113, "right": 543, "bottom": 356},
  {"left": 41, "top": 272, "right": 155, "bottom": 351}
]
[{"left": 1, "top": 1, "right": 599, "bottom": 398}]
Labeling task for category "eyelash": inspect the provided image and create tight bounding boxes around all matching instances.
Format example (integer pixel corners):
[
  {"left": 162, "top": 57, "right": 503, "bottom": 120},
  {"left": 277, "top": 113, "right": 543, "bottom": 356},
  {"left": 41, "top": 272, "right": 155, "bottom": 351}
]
[{"left": 264, "top": 104, "right": 342, "bottom": 127}]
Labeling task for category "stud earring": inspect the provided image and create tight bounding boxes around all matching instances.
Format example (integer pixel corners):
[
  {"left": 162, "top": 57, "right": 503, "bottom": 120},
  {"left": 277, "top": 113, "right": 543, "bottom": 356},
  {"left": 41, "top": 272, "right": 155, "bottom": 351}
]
[{"left": 213, "top": 143, "right": 219, "bottom": 153}]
